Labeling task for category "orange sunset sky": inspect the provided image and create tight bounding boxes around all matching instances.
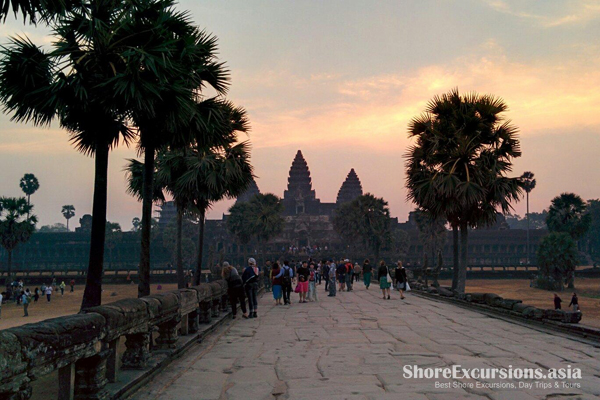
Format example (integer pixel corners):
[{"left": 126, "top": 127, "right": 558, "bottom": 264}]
[{"left": 0, "top": 0, "right": 599, "bottom": 229}]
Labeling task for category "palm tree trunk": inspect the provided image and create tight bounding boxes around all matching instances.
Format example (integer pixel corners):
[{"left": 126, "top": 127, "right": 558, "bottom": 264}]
[
  {"left": 451, "top": 225, "right": 459, "bottom": 291},
  {"left": 81, "top": 143, "right": 109, "bottom": 310},
  {"left": 195, "top": 207, "right": 206, "bottom": 286},
  {"left": 6, "top": 250, "right": 12, "bottom": 286},
  {"left": 457, "top": 222, "right": 469, "bottom": 293},
  {"left": 138, "top": 144, "right": 155, "bottom": 298},
  {"left": 176, "top": 207, "right": 185, "bottom": 289},
  {"left": 26, "top": 194, "right": 30, "bottom": 220},
  {"left": 66, "top": 218, "right": 69, "bottom": 232},
  {"left": 526, "top": 191, "right": 530, "bottom": 265}
]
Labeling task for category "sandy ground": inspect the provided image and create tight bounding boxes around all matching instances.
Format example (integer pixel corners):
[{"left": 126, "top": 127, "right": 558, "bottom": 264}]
[
  {"left": 0, "top": 283, "right": 178, "bottom": 330},
  {"left": 439, "top": 278, "right": 600, "bottom": 329}
]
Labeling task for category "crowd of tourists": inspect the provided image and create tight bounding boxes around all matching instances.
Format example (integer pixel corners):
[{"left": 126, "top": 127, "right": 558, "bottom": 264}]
[
  {"left": 220, "top": 257, "right": 412, "bottom": 319},
  {"left": 0, "top": 277, "right": 75, "bottom": 318}
]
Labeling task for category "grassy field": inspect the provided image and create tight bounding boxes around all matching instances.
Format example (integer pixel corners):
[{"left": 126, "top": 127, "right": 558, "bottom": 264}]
[
  {"left": 0, "top": 283, "right": 178, "bottom": 330},
  {"left": 439, "top": 278, "right": 600, "bottom": 329}
]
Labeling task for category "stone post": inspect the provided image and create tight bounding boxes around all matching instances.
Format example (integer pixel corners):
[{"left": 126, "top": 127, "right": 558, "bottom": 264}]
[
  {"left": 199, "top": 301, "right": 212, "bottom": 324},
  {"left": 74, "top": 350, "right": 110, "bottom": 400},
  {"left": 105, "top": 338, "right": 119, "bottom": 383},
  {"left": 121, "top": 333, "right": 150, "bottom": 370},
  {"left": 58, "top": 363, "right": 75, "bottom": 400},
  {"left": 155, "top": 317, "right": 180, "bottom": 350},
  {"left": 180, "top": 314, "right": 189, "bottom": 336},
  {"left": 188, "top": 310, "right": 199, "bottom": 333}
]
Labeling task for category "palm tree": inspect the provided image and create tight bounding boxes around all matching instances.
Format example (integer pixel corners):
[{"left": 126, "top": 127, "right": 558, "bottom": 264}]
[
  {"left": 0, "top": 0, "right": 74, "bottom": 23},
  {"left": 61, "top": 204, "right": 75, "bottom": 231},
  {"left": 546, "top": 193, "right": 591, "bottom": 240},
  {"left": 248, "top": 193, "right": 285, "bottom": 265},
  {"left": 406, "top": 89, "right": 523, "bottom": 293},
  {"left": 519, "top": 171, "right": 536, "bottom": 265},
  {"left": 0, "top": 197, "right": 37, "bottom": 283},
  {"left": 227, "top": 201, "right": 256, "bottom": 261},
  {"left": 0, "top": 0, "right": 200, "bottom": 308},
  {"left": 19, "top": 173, "right": 39, "bottom": 219}
]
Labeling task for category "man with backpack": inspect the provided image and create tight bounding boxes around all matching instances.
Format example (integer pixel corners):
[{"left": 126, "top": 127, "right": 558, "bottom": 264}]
[{"left": 275, "top": 260, "right": 294, "bottom": 305}]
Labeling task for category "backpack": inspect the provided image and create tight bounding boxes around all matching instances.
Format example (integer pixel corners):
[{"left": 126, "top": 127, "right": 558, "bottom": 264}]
[{"left": 282, "top": 266, "right": 292, "bottom": 285}]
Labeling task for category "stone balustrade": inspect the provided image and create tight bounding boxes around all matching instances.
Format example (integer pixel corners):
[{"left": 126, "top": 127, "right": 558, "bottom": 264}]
[{"left": 0, "top": 280, "right": 230, "bottom": 400}]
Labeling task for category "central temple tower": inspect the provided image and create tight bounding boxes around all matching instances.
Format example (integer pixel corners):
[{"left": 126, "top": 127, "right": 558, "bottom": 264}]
[{"left": 283, "top": 150, "right": 321, "bottom": 215}]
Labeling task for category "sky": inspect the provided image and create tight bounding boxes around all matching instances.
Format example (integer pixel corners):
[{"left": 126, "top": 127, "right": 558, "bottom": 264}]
[{"left": 0, "top": 0, "right": 599, "bottom": 230}]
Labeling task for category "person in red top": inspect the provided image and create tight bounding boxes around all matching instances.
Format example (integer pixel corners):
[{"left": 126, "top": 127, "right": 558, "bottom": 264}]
[
  {"left": 271, "top": 262, "right": 283, "bottom": 305},
  {"left": 345, "top": 260, "right": 353, "bottom": 291},
  {"left": 69, "top": 279, "right": 75, "bottom": 292}
]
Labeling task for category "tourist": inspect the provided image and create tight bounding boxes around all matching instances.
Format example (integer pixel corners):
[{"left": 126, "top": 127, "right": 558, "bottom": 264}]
[
  {"left": 328, "top": 260, "right": 337, "bottom": 297},
  {"left": 316, "top": 261, "right": 322, "bottom": 285},
  {"left": 271, "top": 262, "right": 283, "bottom": 305},
  {"left": 363, "top": 259, "right": 372, "bottom": 289},
  {"left": 70, "top": 279, "right": 75, "bottom": 292},
  {"left": 569, "top": 293, "right": 579, "bottom": 312},
  {"left": 264, "top": 260, "right": 272, "bottom": 293},
  {"left": 337, "top": 261, "right": 347, "bottom": 292},
  {"left": 308, "top": 262, "right": 318, "bottom": 302},
  {"left": 395, "top": 261, "right": 407, "bottom": 300},
  {"left": 59, "top": 281, "right": 66, "bottom": 296},
  {"left": 22, "top": 289, "right": 31, "bottom": 317},
  {"left": 276, "top": 260, "right": 294, "bottom": 305},
  {"left": 242, "top": 258, "right": 260, "bottom": 318},
  {"left": 296, "top": 261, "right": 310, "bottom": 303},
  {"left": 45, "top": 284, "right": 53, "bottom": 302},
  {"left": 353, "top": 263, "right": 361, "bottom": 283},
  {"left": 345, "top": 260, "right": 353, "bottom": 291},
  {"left": 378, "top": 261, "right": 391, "bottom": 300},
  {"left": 554, "top": 293, "right": 562, "bottom": 310},
  {"left": 33, "top": 288, "right": 39, "bottom": 302},
  {"left": 221, "top": 262, "right": 248, "bottom": 319},
  {"left": 51, "top": 277, "right": 57, "bottom": 291},
  {"left": 323, "top": 261, "right": 330, "bottom": 291}
]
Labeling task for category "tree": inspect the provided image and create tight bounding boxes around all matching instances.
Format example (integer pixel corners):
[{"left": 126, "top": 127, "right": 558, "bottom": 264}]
[
  {"left": 520, "top": 171, "right": 536, "bottom": 265},
  {"left": 131, "top": 217, "right": 141, "bottom": 232},
  {"left": 227, "top": 201, "right": 254, "bottom": 257},
  {"left": 19, "top": 173, "right": 39, "bottom": 219},
  {"left": 546, "top": 193, "right": 591, "bottom": 240},
  {"left": 39, "top": 223, "right": 68, "bottom": 232},
  {"left": 583, "top": 199, "right": 600, "bottom": 263},
  {"left": 105, "top": 221, "right": 122, "bottom": 269},
  {"left": 537, "top": 232, "right": 578, "bottom": 291},
  {"left": 61, "top": 204, "right": 75, "bottom": 231},
  {"left": 0, "top": 197, "right": 37, "bottom": 282},
  {"left": 406, "top": 89, "right": 523, "bottom": 293},
  {"left": 333, "top": 194, "right": 392, "bottom": 260},
  {"left": 413, "top": 209, "right": 447, "bottom": 265},
  {"left": 0, "top": 0, "right": 75, "bottom": 23}
]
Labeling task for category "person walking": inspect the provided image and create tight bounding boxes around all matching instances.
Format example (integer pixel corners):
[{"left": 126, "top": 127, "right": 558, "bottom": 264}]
[
  {"left": 395, "top": 261, "right": 407, "bottom": 300},
  {"left": 378, "top": 261, "right": 391, "bottom": 300},
  {"left": 33, "top": 288, "right": 39, "bottom": 302},
  {"left": 221, "top": 262, "right": 248, "bottom": 319},
  {"left": 345, "top": 260, "right": 353, "bottom": 291},
  {"left": 353, "top": 263, "right": 361, "bottom": 283},
  {"left": 308, "top": 262, "right": 318, "bottom": 302},
  {"left": 276, "top": 260, "right": 294, "bottom": 305},
  {"left": 242, "top": 258, "right": 260, "bottom": 318},
  {"left": 328, "top": 260, "right": 337, "bottom": 297},
  {"left": 554, "top": 293, "right": 562, "bottom": 310},
  {"left": 316, "top": 262, "right": 322, "bottom": 285},
  {"left": 363, "top": 259, "right": 372, "bottom": 289},
  {"left": 323, "top": 261, "right": 330, "bottom": 292},
  {"left": 271, "top": 262, "right": 283, "bottom": 305},
  {"left": 45, "top": 284, "right": 53, "bottom": 302},
  {"left": 70, "top": 279, "right": 75, "bottom": 292},
  {"left": 59, "top": 281, "right": 66, "bottom": 296},
  {"left": 569, "top": 293, "right": 579, "bottom": 312},
  {"left": 337, "top": 261, "right": 347, "bottom": 292},
  {"left": 296, "top": 261, "right": 310, "bottom": 303},
  {"left": 22, "top": 289, "right": 31, "bottom": 317}
]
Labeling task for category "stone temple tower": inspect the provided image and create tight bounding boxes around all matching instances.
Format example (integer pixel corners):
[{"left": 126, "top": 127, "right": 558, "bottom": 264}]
[
  {"left": 283, "top": 150, "right": 319, "bottom": 215},
  {"left": 235, "top": 177, "right": 260, "bottom": 204},
  {"left": 336, "top": 169, "right": 363, "bottom": 204}
]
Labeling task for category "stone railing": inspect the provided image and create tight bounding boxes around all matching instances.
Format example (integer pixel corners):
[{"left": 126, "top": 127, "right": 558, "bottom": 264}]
[{"left": 0, "top": 280, "right": 232, "bottom": 400}]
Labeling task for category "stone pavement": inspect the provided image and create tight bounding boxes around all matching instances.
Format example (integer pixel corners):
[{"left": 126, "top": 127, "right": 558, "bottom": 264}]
[{"left": 130, "top": 284, "right": 600, "bottom": 400}]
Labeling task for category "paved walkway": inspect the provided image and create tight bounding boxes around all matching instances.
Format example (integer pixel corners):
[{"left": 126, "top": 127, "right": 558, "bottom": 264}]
[{"left": 131, "top": 284, "right": 600, "bottom": 400}]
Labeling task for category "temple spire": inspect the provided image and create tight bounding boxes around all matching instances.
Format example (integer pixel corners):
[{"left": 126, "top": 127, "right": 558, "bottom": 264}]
[
  {"left": 284, "top": 150, "right": 316, "bottom": 201},
  {"left": 235, "top": 177, "right": 260, "bottom": 204},
  {"left": 336, "top": 168, "right": 363, "bottom": 204}
]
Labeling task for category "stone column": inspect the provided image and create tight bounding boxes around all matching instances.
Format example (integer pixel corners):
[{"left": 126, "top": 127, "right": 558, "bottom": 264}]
[
  {"left": 58, "top": 363, "right": 75, "bottom": 400},
  {"left": 74, "top": 350, "right": 110, "bottom": 400},
  {"left": 199, "top": 301, "right": 212, "bottom": 324},
  {"left": 105, "top": 338, "right": 119, "bottom": 383},
  {"left": 121, "top": 333, "right": 150, "bottom": 370},
  {"left": 188, "top": 310, "right": 199, "bottom": 333},
  {"left": 211, "top": 299, "right": 220, "bottom": 318},
  {"left": 155, "top": 317, "right": 180, "bottom": 350}
]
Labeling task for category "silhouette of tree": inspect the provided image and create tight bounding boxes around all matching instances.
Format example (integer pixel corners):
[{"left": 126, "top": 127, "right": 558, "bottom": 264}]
[
  {"left": 61, "top": 204, "right": 75, "bottom": 231},
  {"left": 0, "top": 197, "right": 37, "bottom": 282}
]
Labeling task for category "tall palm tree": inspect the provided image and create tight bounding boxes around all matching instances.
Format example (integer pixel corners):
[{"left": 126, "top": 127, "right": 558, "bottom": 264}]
[
  {"left": 520, "top": 171, "right": 536, "bottom": 265},
  {"left": 406, "top": 89, "right": 523, "bottom": 293},
  {"left": 0, "top": 0, "right": 198, "bottom": 308},
  {"left": 61, "top": 204, "right": 75, "bottom": 231},
  {"left": 248, "top": 193, "right": 285, "bottom": 265},
  {"left": 0, "top": 197, "right": 37, "bottom": 283},
  {"left": 19, "top": 173, "right": 39, "bottom": 219},
  {"left": 546, "top": 193, "right": 591, "bottom": 240}
]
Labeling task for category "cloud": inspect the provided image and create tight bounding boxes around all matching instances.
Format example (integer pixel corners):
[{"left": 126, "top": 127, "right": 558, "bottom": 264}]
[{"left": 483, "top": 0, "right": 600, "bottom": 27}]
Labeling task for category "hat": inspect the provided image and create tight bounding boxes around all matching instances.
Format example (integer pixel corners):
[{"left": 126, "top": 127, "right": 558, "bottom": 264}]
[{"left": 248, "top": 258, "right": 256, "bottom": 265}]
